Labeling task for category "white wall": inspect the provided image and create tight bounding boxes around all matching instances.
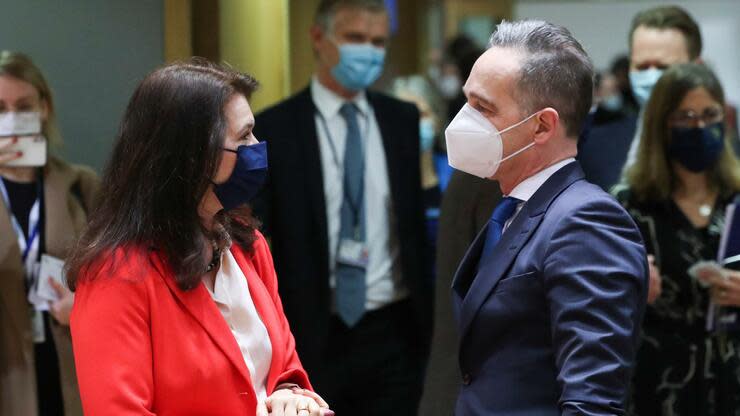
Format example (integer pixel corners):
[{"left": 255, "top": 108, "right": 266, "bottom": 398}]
[{"left": 514, "top": 0, "right": 740, "bottom": 105}]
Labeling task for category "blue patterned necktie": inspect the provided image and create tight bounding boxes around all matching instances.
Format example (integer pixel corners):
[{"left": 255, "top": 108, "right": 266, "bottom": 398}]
[
  {"left": 335, "top": 102, "right": 366, "bottom": 327},
  {"left": 479, "top": 197, "right": 522, "bottom": 262}
]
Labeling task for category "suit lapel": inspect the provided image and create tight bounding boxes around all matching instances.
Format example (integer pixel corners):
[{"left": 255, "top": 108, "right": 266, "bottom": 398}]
[
  {"left": 297, "top": 88, "right": 330, "bottom": 270},
  {"left": 230, "top": 246, "right": 285, "bottom": 392},
  {"left": 455, "top": 162, "right": 586, "bottom": 342},
  {"left": 0, "top": 197, "right": 27, "bottom": 339},
  {"left": 451, "top": 223, "right": 488, "bottom": 297},
  {"left": 456, "top": 209, "right": 544, "bottom": 340},
  {"left": 152, "top": 252, "right": 253, "bottom": 385},
  {"left": 450, "top": 223, "right": 487, "bottom": 325}
]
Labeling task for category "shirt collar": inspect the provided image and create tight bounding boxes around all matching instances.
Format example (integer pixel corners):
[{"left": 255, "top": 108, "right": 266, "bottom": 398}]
[
  {"left": 311, "top": 76, "right": 370, "bottom": 120},
  {"left": 509, "top": 158, "right": 576, "bottom": 202}
]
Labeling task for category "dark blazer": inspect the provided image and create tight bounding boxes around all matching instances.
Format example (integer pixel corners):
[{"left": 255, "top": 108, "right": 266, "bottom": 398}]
[
  {"left": 452, "top": 162, "right": 647, "bottom": 416},
  {"left": 577, "top": 115, "right": 638, "bottom": 192},
  {"left": 253, "top": 87, "right": 431, "bottom": 375}
]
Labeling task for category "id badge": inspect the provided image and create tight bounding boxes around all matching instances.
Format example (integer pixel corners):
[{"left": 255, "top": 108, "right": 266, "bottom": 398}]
[
  {"left": 337, "top": 238, "right": 369, "bottom": 269},
  {"left": 31, "top": 309, "right": 45, "bottom": 343},
  {"left": 37, "top": 254, "right": 65, "bottom": 302}
]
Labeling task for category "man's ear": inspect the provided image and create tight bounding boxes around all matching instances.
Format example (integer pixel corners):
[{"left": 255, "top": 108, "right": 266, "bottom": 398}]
[
  {"left": 309, "top": 25, "right": 324, "bottom": 54},
  {"left": 533, "top": 108, "right": 559, "bottom": 144}
]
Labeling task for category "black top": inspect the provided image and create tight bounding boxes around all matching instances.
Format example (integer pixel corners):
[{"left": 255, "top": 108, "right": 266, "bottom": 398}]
[
  {"left": 2, "top": 176, "right": 39, "bottom": 238},
  {"left": 614, "top": 187, "right": 740, "bottom": 416}
]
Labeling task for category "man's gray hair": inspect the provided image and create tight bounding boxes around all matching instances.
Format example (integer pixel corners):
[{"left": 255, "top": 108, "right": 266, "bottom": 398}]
[
  {"left": 314, "top": 0, "right": 386, "bottom": 33},
  {"left": 488, "top": 20, "right": 594, "bottom": 138}
]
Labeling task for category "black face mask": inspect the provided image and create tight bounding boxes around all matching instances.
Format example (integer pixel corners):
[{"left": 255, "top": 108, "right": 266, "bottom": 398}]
[
  {"left": 668, "top": 122, "right": 725, "bottom": 173},
  {"left": 213, "top": 142, "right": 268, "bottom": 211}
]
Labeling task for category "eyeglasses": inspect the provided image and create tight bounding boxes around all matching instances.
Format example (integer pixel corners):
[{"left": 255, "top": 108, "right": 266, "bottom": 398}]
[{"left": 668, "top": 107, "right": 724, "bottom": 128}]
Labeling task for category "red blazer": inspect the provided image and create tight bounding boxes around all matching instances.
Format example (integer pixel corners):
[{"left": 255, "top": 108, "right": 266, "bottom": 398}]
[{"left": 71, "top": 231, "right": 311, "bottom": 415}]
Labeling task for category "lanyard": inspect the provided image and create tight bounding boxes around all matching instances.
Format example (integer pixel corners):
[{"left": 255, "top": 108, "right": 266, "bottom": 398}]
[
  {"left": 315, "top": 108, "right": 370, "bottom": 218},
  {"left": 0, "top": 173, "right": 42, "bottom": 280}
]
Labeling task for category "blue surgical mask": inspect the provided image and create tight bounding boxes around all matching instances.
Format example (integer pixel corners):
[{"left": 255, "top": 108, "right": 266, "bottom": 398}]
[
  {"left": 437, "top": 74, "right": 461, "bottom": 99},
  {"left": 419, "top": 118, "right": 435, "bottom": 152},
  {"left": 600, "top": 94, "right": 623, "bottom": 112},
  {"left": 214, "top": 142, "right": 268, "bottom": 211},
  {"left": 630, "top": 68, "right": 664, "bottom": 106},
  {"left": 331, "top": 42, "right": 386, "bottom": 91},
  {"left": 669, "top": 122, "right": 725, "bottom": 172}
]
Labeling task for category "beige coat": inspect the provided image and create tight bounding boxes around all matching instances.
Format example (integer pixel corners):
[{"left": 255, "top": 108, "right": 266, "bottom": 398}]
[{"left": 0, "top": 156, "right": 98, "bottom": 416}]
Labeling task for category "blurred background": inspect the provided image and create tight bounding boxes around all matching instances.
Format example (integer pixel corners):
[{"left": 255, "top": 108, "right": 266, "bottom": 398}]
[{"left": 2, "top": 0, "right": 737, "bottom": 172}]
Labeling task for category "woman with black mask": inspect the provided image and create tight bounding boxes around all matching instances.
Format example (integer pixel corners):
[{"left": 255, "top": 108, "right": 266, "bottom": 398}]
[
  {"left": 67, "top": 59, "right": 331, "bottom": 416},
  {"left": 613, "top": 63, "right": 740, "bottom": 415}
]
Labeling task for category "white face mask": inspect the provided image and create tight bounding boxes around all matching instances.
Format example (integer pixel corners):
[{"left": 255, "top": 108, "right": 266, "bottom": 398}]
[
  {"left": 445, "top": 103, "right": 538, "bottom": 178},
  {"left": 0, "top": 111, "right": 41, "bottom": 137}
]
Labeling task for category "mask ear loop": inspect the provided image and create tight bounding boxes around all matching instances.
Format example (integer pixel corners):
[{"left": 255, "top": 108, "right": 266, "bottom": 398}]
[
  {"left": 498, "top": 111, "right": 540, "bottom": 135},
  {"left": 211, "top": 147, "right": 240, "bottom": 186},
  {"left": 493, "top": 111, "right": 541, "bottom": 166},
  {"left": 496, "top": 141, "right": 536, "bottom": 166}
]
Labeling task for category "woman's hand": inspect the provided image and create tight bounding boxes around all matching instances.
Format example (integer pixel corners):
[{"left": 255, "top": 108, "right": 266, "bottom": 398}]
[
  {"left": 49, "top": 278, "right": 74, "bottom": 325},
  {"left": 257, "top": 387, "right": 331, "bottom": 416},
  {"left": 0, "top": 137, "right": 22, "bottom": 165},
  {"left": 647, "top": 255, "right": 662, "bottom": 304},
  {"left": 708, "top": 269, "right": 740, "bottom": 307}
]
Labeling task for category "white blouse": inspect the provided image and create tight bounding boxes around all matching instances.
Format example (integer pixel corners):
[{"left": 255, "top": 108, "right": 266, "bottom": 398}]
[{"left": 206, "top": 249, "right": 273, "bottom": 402}]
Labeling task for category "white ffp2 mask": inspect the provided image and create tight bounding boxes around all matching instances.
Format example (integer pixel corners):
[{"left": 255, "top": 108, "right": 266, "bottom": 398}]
[{"left": 445, "top": 103, "right": 538, "bottom": 178}]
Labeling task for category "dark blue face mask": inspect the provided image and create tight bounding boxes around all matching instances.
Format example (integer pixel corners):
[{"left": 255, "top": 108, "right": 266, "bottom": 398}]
[
  {"left": 213, "top": 141, "right": 268, "bottom": 211},
  {"left": 669, "top": 122, "right": 725, "bottom": 173}
]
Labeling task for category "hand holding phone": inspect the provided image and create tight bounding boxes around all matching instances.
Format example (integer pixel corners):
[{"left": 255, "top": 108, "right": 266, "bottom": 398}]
[
  {"left": 0, "top": 135, "right": 47, "bottom": 167},
  {"left": 0, "top": 111, "right": 46, "bottom": 167},
  {"left": 0, "top": 136, "right": 22, "bottom": 164}
]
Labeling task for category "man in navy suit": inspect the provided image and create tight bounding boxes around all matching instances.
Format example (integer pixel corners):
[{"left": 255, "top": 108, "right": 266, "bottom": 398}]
[{"left": 445, "top": 20, "right": 648, "bottom": 415}]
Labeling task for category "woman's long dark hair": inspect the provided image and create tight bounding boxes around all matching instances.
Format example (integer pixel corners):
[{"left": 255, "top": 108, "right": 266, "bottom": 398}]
[{"left": 67, "top": 59, "right": 259, "bottom": 291}]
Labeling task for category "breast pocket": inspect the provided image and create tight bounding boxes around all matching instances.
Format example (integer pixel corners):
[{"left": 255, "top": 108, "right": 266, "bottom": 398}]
[{"left": 493, "top": 270, "right": 539, "bottom": 294}]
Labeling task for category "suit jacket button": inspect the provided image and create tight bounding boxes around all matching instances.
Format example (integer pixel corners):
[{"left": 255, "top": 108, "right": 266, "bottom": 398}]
[{"left": 462, "top": 374, "right": 472, "bottom": 385}]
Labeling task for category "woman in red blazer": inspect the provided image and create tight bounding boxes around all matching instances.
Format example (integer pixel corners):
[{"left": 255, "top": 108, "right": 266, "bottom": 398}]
[{"left": 65, "top": 59, "right": 330, "bottom": 416}]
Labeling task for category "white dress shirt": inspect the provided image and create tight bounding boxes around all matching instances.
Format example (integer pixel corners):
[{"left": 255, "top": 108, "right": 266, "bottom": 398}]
[
  {"left": 504, "top": 158, "right": 576, "bottom": 231},
  {"left": 310, "top": 77, "right": 407, "bottom": 310},
  {"left": 206, "top": 250, "right": 273, "bottom": 402}
]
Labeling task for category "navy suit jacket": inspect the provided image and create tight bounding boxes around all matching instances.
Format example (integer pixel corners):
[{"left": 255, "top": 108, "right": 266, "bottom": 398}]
[
  {"left": 452, "top": 161, "right": 647, "bottom": 416},
  {"left": 577, "top": 115, "right": 638, "bottom": 192}
]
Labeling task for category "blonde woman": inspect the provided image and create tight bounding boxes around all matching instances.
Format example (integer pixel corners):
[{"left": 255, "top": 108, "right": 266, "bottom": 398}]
[
  {"left": 0, "top": 51, "right": 98, "bottom": 415},
  {"left": 614, "top": 63, "right": 740, "bottom": 415}
]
